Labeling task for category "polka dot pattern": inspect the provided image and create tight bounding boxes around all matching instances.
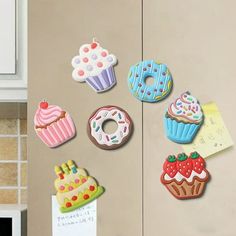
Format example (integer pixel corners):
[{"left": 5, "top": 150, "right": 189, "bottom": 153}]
[
  {"left": 72, "top": 40, "right": 117, "bottom": 82},
  {"left": 128, "top": 60, "right": 173, "bottom": 103}
]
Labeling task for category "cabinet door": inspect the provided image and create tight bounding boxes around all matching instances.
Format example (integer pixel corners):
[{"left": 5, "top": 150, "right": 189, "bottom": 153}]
[
  {"left": 0, "top": 0, "right": 16, "bottom": 74},
  {"left": 28, "top": 1, "right": 143, "bottom": 236},
  {"left": 143, "top": 1, "right": 236, "bottom": 236}
]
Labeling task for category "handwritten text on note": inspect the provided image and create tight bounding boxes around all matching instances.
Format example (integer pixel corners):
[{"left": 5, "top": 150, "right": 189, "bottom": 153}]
[
  {"left": 52, "top": 196, "right": 97, "bottom": 236},
  {"left": 182, "top": 102, "right": 234, "bottom": 158}
]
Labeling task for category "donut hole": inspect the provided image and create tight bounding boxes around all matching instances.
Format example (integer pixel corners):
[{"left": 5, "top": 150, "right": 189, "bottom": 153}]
[
  {"left": 102, "top": 119, "right": 118, "bottom": 134},
  {"left": 144, "top": 76, "right": 155, "bottom": 86}
]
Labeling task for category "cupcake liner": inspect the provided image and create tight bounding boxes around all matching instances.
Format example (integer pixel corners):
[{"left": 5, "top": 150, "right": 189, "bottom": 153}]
[
  {"left": 164, "top": 179, "right": 207, "bottom": 199},
  {"left": 36, "top": 115, "right": 76, "bottom": 148},
  {"left": 164, "top": 116, "right": 201, "bottom": 144},
  {"left": 85, "top": 66, "right": 116, "bottom": 92}
]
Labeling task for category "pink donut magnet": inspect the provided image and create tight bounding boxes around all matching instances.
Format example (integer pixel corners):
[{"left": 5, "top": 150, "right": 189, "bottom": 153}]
[
  {"left": 72, "top": 39, "right": 117, "bottom": 93},
  {"left": 34, "top": 101, "right": 76, "bottom": 148}
]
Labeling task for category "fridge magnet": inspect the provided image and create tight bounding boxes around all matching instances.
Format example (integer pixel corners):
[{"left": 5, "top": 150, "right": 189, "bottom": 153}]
[
  {"left": 72, "top": 38, "right": 117, "bottom": 93},
  {"left": 87, "top": 105, "right": 133, "bottom": 150},
  {"left": 34, "top": 101, "right": 76, "bottom": 148},
  {"left": 54, "top": 160, "right": 105, "bottom": 213},
  {"left": 127, "top": 60, "right": 173, "bottom": 102},
  {"left": 164, "top": 92, "right": 204, "bottom": 144},
  {"left": 160, "top": 152, "right": 210, "bottom": 200}
]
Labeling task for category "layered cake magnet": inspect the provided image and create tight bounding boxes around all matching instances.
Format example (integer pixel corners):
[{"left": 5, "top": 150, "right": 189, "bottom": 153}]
[{"left": 54, "top": 160, "right": 105, "bottom": 213}]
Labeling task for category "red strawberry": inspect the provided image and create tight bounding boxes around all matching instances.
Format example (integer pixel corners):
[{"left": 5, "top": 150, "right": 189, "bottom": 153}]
[
  {"left": 177, "top": 153, "right": 192, "bottom": 178},
  {"left": 163, "top": 155, "right": 177, "bottom": 178},
  {"left": 190, "top": 152, "right": 205, "bottom": 174}
]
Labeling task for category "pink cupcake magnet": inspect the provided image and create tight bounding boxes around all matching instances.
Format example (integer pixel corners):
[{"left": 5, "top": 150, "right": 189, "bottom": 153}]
[
  {"left": 34, "top": 101, "right": 76, "bottom": 148},
  {"left": 72, "top": 39, "right": 117, "bottom": 93}
]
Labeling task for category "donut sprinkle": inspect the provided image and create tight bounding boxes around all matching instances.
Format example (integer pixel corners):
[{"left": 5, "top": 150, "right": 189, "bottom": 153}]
[{"left": 88, "top": 106, "right": 133, "bottom": 149}]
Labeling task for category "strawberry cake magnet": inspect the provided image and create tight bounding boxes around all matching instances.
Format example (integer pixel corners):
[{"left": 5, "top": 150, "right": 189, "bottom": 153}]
[
  {"left": 34, "top": 101, "right": 76, "bottom": 148},
  {"left": 72, "top": 39, "right": 117, "bottom": 93},
  {"left": 160, "top": 152, "right": 210, "bottom": 200}
]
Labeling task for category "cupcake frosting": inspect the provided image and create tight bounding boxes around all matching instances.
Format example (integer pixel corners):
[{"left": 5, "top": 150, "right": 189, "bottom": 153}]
[
  {"left": 34, "top": 102, "right": 64, "bottom": 127},
  {"left": 167, "top": 92, "right": 203, "bottom": 124},
  {"left": 72, "top": 39, "right": 117, "bottom": 82},
  {"left": 164, "top": 170, "right": 207, "bottom": 183}
]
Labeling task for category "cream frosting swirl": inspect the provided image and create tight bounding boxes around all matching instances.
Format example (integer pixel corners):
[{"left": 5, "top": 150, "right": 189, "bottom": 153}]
[
  {"left": 167, "top": 92, "right": 203, "bottom": 123},
  {"left": 164, "top": 170, "right": 207, "bottom": 183},
  {"left": 72, "top": 39, "right": 117, "bottom": 82},
  {"left": 34, "top": 103, "right": 63, "bottom": 127}
]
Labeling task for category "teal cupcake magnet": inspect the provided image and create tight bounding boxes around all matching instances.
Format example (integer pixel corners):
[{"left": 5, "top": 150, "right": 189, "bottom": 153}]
[{"left": 164, "top": 92, "right": 204, "bottom": 144}]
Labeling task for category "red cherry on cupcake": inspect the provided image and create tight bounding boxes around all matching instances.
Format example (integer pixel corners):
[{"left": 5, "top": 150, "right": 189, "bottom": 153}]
[
  {"left": 91, "top": 42, "right": 97, "bottom": 49},
  {"left": 40, "top": 101, "right": 48, "bottom": 109}
]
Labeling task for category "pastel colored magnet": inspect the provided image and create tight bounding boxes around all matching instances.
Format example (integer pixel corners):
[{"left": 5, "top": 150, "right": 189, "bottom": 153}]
[
  {"left": 34, "top": 101, "right": 76, "bottom": 148},
  {"left": 87, "top": 105, "right": 133, "bottom": 150},
  {"left": 127, "top": 60, "right": 173, "bottom": 102},
  {"left": 160, "top": 152, "right": 210, "bottom": 200},
  {"left": 72, "top": 39, "right": 117, "bottom": 93},
  {"left": 54, "top": 160, "right": 105, "bottom": 213},
  {"left": 164, "top": 92, "right": 204, "bottom": 144}
]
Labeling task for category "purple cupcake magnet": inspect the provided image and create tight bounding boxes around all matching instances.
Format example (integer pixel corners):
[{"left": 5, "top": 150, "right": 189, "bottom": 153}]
[{"left": 72, "top": 39, "right": 117, "bottom": 93}]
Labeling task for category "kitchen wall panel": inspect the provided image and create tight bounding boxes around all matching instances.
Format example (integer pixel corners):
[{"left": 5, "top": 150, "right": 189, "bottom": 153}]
[
  {"left": 28, "top": 0, "right": 143, "bottom": 235},
  {"left": 143, "top": 1, "right": 236, "bottom": 236}
]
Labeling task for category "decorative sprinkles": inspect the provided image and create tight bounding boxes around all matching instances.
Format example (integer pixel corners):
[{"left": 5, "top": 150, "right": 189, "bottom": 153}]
[
  {"left": 168, "top": 92, "right": 203, "bottom": 123},
  {"left": 88, "top": 106, "right": 133, "bottom": 150}
]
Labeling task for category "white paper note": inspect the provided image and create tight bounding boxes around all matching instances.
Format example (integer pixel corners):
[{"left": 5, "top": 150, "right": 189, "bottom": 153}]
[
  {"left": 182, "top": 102, "right": 234, "bottom": 158},
  {"left": 52, "top": 196, "right": 97, "bottom": 236}
]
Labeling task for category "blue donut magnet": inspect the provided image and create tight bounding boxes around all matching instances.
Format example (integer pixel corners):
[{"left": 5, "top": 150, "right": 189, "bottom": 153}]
[{"left": 127, "top": 60, "right": 173, "bottom": 103}]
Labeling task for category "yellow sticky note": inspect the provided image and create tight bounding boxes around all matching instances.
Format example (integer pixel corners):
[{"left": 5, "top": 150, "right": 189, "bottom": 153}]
[{"left": 182, "top": 102, "right": 234, "bottom": 158}]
